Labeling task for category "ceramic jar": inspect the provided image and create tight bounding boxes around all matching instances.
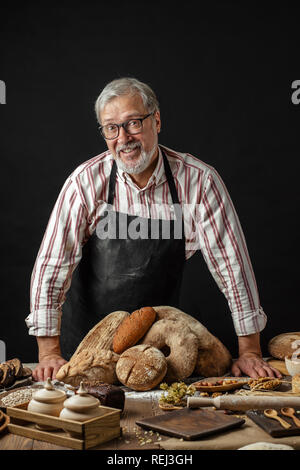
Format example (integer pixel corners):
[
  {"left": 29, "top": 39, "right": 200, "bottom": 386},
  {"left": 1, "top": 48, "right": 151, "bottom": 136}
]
[
  {"left": 59, "top": 382, "right": 103, "bottom": 437},
  {"left": 28, "top": 377, "right": 66, "bottom": 430},
  {"left": 285, "top": 355, "right": 300, "bottom": 376}
]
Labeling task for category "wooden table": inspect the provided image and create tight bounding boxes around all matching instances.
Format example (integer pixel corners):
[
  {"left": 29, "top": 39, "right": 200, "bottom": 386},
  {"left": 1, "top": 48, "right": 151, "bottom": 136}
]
[{"left": 1, "top": 365, "right": 300, "bottom": 451}]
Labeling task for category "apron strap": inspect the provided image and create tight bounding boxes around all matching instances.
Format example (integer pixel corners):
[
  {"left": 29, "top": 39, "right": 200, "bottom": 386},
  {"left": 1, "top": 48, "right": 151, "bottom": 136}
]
[
  {"left": 108, "top": 160, "right": 117, "bottom": 206},
  {"left": 107, "top": 147, "right": 184, "bottom": 230},
  {"left": 161, "top": 149, "right": 180, "bottom": 205}
]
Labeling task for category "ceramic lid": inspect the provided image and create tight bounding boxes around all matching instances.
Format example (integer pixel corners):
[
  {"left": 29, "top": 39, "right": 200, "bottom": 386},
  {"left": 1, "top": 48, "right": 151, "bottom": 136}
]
[
  {"left": 63, "top": 382, "right": 100, "bottom": 412},
  {"left": 32, "top": 377, "right": 66, "bottom": 403}
]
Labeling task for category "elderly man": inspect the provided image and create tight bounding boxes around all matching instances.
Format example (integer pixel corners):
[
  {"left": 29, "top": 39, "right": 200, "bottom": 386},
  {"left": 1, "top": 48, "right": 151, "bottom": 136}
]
[{"left": 26, "top": 77, "right": 281, "bottom": 381}]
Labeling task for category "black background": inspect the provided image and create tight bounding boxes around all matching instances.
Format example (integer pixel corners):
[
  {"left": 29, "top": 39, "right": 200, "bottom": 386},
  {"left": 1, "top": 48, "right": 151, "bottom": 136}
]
[{"left": 0, "top": 1, "right": 299, "bottom": 362}]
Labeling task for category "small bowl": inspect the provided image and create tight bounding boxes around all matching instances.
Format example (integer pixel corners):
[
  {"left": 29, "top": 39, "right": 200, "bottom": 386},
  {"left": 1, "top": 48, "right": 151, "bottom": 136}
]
[{"left": 285, "top": 355, "right": 300, "bottom": 376}]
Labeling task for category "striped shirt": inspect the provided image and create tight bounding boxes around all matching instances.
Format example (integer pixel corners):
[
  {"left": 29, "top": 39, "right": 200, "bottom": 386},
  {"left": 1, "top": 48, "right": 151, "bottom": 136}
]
[{"left": 25, "top": 144, "right": 267, "bottom": 337}]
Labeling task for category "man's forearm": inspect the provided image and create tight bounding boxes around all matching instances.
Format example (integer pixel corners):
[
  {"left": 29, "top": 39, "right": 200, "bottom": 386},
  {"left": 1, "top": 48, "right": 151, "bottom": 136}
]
[
  {"left": 33, "top": 336, "right": 67, "bottom": 381},
  {"left": 238, "top": 332, "right": 262, "bottom": 357},
  {"left": 37, "top": 336, "right": 62, "bottom": 361}
]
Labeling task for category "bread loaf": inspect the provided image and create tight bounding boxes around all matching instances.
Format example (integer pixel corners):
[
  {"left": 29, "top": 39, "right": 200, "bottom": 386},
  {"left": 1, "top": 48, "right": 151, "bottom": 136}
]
[
  {"left": 152, "top": 306, "right": 232, "bottom": 377},
  {"left": 0, "top": 363, "right": 15, "bottom": 388},
  {"left": 140, "top": 318, "right": 199, "bottom": 382},
  {"left": 73, "top": 310, "right": 130, "bottom": 356},
  {"left": 116, "top": 344, "right": 167, "bottom": 391},
  {"left": 0, "top": 358, "right": 30, "bottom": 389},
  {"left": 82, "top": 381, "right": 125, "bottom": 411},
  {"left": 56, "top": 349, "right": 120, "bottom": 386},
  {"left": 268, "top": 332, "right": 300, "bottom": 360},
  {"left": 113, "top": 307, "right": 156, "bottom": 354}
]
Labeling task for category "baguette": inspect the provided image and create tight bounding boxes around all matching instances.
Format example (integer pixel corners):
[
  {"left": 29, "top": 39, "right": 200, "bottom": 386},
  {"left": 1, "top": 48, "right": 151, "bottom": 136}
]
[{"left": 113, "top": 307, "right": 156, "bottom": 354}]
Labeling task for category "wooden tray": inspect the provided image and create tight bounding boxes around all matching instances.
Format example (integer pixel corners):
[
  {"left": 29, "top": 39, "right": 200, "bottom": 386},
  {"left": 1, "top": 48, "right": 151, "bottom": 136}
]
[
  {"left": 136, "top": 408, "right": 245, "bottom": 440},
  {"left": 247, "top": 409, "right": 300, "bottom": 438},
  {"left": 6, "top": 402, "right": 121, "bottom": 450},
  {"left": 192, "top": 376, "right": 249, "bottom": 393}
]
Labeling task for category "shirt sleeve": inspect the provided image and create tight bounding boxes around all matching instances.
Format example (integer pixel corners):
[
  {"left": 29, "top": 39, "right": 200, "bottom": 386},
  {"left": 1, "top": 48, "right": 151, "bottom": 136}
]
[
  {"left": 196, "top": 168, "right": 267, "bottom": 336},
  {"left": 25, "top": 176, "right": 88, "bottom": 336}
]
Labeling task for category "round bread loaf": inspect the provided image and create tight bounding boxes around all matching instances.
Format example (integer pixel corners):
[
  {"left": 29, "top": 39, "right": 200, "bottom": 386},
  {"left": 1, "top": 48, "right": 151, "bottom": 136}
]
[
  {"left": 140, "top": 318, "right": 199, "bottom": 382},
  {"left": 116, "top": 344, "right": 167, "bottom": 391},
  {"left": 113, "top": 307, "right": 156, "bottom": 354},
  {"left": 268, "top": 332, "right": 300, "bottom": 360},
  {"left": 152, "top": 306, "right": 232, "bottom": 377}
]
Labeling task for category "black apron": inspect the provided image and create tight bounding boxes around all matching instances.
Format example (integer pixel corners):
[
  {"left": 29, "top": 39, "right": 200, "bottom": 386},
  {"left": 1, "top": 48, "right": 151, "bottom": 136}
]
[{"left": 60, "top": 149, "right": 186, "bottom": 360}]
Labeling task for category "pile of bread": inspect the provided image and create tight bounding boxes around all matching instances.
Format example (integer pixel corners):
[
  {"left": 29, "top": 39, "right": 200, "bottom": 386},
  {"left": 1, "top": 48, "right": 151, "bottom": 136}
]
[
  {"left": 56, "top": 306, "right": 232, "bottom": 391},
  {"left": 0, "top": 358, "right": 32, "bottom": 389}
]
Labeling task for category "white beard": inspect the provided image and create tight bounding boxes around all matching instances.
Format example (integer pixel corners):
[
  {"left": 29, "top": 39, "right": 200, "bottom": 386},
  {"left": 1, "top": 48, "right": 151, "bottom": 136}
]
[{"left": 114, "top": 140, "right": 158, "bottom": 175}]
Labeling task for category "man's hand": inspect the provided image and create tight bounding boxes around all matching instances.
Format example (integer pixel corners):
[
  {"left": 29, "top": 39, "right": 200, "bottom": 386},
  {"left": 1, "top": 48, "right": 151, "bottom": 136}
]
[
  {"left": 231, "top": 332, "right": 282, "bottom": 378},
  {"left": 32, "top": 354, "right": 67, "bottom": 382},
  {"left": 32, "top": 335, "right": 67, "bottom": 381},
  {"left": 231, "top": 352, "right": 282, "bottom": 378}
]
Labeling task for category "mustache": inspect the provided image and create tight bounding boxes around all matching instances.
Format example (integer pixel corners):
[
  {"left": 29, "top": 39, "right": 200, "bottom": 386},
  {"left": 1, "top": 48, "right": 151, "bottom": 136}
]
[{"left": 116, "top": 142, "right": 142, "bottom": 153}]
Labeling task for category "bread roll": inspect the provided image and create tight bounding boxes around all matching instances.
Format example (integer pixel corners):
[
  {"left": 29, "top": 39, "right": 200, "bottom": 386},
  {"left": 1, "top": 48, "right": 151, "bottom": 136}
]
[
  {"left": 116, "top": 344, "right": 167, "bottom": 391},
  {"left": 268, "top": 332, "right": 300, "bottom": 360},
  {"left": 113, "top": 307, "right": 156, "bottom": 354}
]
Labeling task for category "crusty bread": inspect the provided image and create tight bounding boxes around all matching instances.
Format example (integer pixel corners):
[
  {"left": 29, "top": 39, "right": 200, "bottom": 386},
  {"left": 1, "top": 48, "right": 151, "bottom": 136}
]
[
  {"left": 116, "top": 344, "right": 167, "bottom": 391},
  {"left": 56, "top": 349, "right": 120, "bottom": 386},
  {"left": 152, "top": 306, "right": 232, "bottom": 377},
  {"left": 56, "top": 311, "right": 129, "bottom": 386},
  {"left": 268, "top": 332, "right": 300, "bottom": 360},
  {"left": 140, "top": 319, "right": 199, "bottom": 382},
  {"left": 113, "top": 307, "right": 156, "bottom": 354},
  {"left": 72, "top": 310, "right": 130, "bottom": 356}
]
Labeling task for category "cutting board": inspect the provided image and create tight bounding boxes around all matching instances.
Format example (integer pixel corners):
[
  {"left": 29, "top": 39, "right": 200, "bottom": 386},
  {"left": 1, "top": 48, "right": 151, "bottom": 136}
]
[
  {"left": 136, "top": 408, "right": 245, "bottom": 440},
  {"left": 247, "top": 409, "right": 300, "bottom": 437}
]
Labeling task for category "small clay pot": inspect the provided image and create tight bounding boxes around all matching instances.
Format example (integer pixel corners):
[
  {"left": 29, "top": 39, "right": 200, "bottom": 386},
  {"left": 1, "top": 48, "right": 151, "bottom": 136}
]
[
  {"left": 60, "top": 382, "right": 103, "bottom": 437},
  {"left": 28, "top": 377, "right": 66, "bottom": 430}
]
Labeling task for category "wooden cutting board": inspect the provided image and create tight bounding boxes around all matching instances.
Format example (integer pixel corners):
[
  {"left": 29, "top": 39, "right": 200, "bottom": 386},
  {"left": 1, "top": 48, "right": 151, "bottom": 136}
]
[
  {"left": 247, "top": 409, "right": 300, "bottom": 437},
  {"left": 136, "top": 408, "right": 245, "bottom": 440}
]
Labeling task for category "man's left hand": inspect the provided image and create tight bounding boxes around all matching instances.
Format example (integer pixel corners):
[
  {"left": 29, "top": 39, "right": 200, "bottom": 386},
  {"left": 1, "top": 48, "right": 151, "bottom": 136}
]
[{"left": 231, "top": 352, "right": 282, "bottom": 378}]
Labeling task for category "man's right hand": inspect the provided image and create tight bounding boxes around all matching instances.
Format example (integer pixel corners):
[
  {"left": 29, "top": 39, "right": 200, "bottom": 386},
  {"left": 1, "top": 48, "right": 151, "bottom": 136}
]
[
  {"left": 32, "top": 354, "right": 67, "bottom": 381},
  {"left": 33, "top": 335, "right": 67, "bottom": 381}
]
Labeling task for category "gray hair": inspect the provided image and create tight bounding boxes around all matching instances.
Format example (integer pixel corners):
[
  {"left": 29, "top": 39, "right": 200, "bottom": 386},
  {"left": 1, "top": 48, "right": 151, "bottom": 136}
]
[{"left": 95, "top": 77, "right": 160, "bottom": 124}]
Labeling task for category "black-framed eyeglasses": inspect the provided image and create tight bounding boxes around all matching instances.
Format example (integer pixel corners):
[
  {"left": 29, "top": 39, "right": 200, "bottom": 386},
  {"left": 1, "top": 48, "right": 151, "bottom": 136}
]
[{"left": 99, "top": 112, "right": 154, "bottom": 140}]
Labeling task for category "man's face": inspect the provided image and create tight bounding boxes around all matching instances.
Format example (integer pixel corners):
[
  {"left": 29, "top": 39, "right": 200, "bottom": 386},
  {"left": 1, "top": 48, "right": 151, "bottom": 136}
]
[{"left": 99, "top": 94, "right": 161, "bottom": 174}]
